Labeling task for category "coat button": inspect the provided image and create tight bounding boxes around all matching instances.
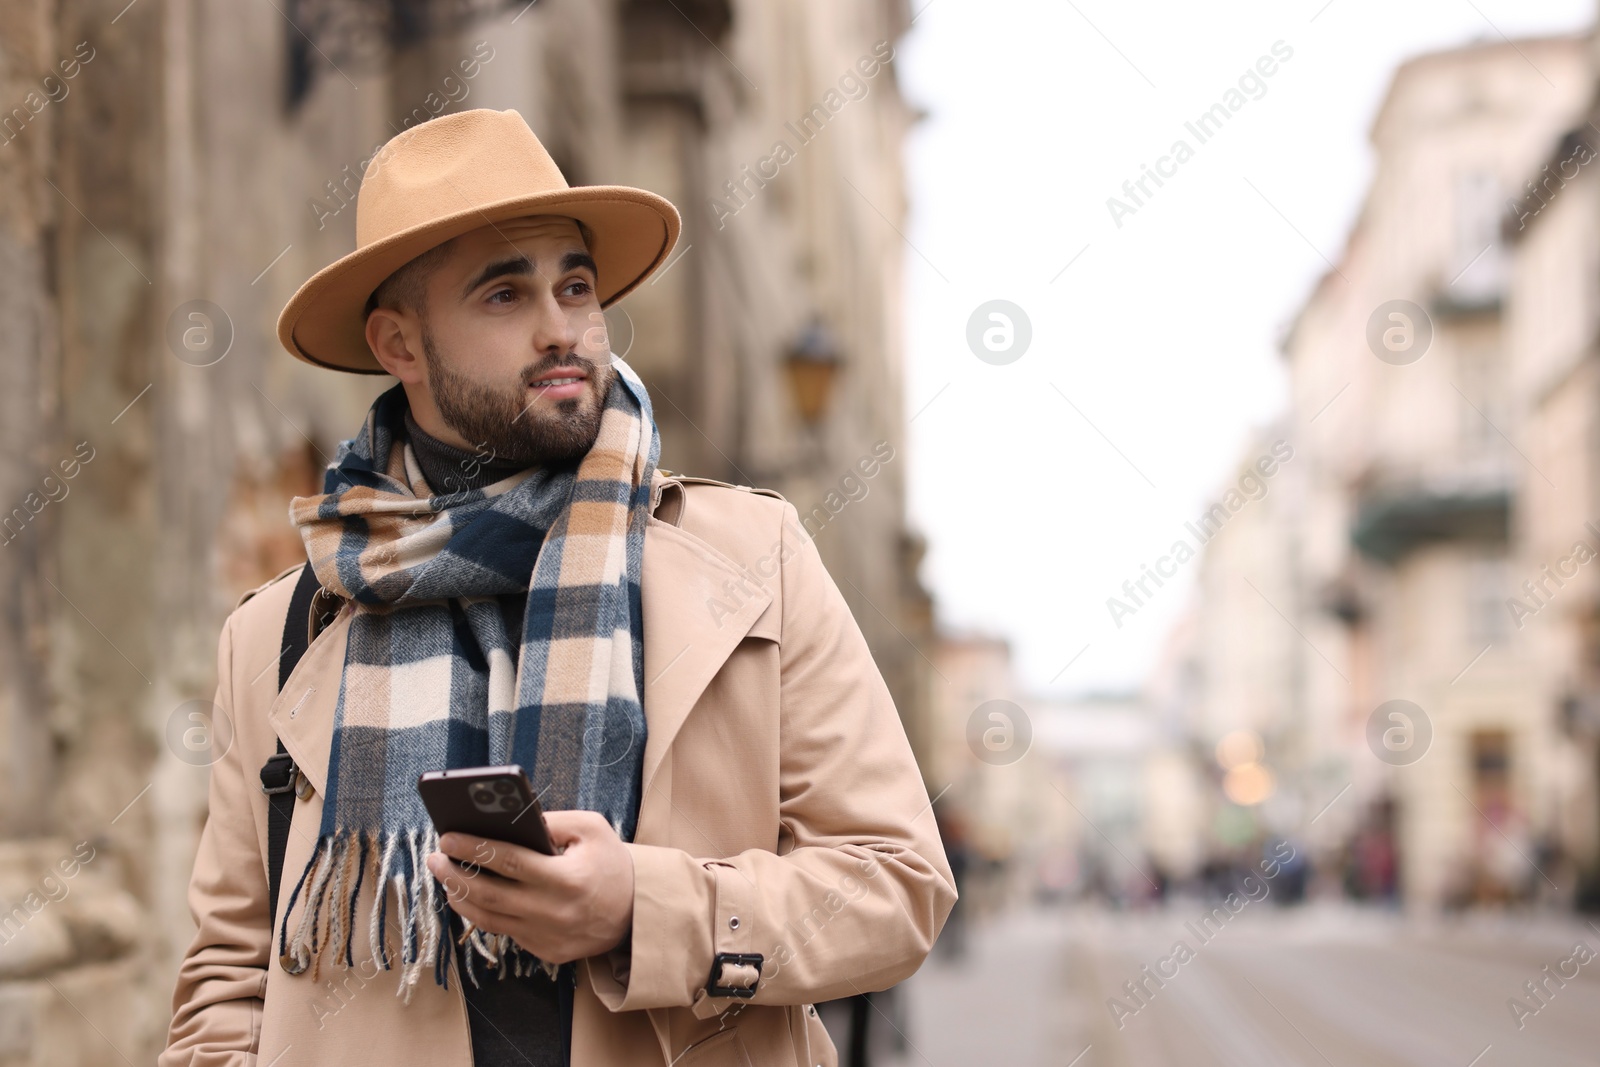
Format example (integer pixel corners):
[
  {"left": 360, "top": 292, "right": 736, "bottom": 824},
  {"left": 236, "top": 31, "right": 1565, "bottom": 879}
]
[{"left": 280, "top": 950, "right": 307, "bottom": 975}]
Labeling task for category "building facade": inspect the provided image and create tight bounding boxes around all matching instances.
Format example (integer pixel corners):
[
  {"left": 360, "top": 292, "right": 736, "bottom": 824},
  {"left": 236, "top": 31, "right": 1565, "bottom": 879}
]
[{"left": 1171, "top": 35, "right": 1599, "bottom": 910}]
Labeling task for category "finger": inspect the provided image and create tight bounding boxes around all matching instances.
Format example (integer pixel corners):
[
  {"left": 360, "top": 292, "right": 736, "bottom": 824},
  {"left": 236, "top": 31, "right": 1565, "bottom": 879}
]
[
  {"left": 428, "top": 854, "right": 497, "bottom": 904},
  {"left": 449, "top": 840, "right": 506, "bottom": 882},
  {"left": 431, "top": 854, "right": 538, "bottom": 919},
  {"left": 445, "top": 891, "right": 521, "bottom": 937},
  {"left": 437, "top": 833, "right": 557, "bottom": 886},
  {"left": 436, "top": 831, "right": 499, "bottom": 864}
]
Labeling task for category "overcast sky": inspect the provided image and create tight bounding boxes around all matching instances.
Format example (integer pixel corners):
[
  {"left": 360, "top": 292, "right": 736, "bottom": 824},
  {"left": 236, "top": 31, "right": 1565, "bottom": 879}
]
[{"left": 894, "top": 0, "right": 1594, "bottom": 698}]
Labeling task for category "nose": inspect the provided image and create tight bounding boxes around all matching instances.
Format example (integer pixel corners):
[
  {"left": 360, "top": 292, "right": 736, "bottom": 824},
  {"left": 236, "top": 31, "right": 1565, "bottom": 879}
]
[{"left": 530, "top": 290, "right": 579, "bottom": 356}]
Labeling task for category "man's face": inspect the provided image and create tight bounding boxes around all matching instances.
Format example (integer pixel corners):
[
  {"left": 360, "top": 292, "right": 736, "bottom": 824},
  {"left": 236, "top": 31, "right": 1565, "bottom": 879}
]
[{"left": 410, "top": 215, "right": 614, "bottom": 466}]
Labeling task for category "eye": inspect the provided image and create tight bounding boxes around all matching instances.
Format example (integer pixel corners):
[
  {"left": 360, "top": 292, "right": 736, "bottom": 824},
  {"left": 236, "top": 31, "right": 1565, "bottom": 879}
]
[
  {"left": 562, "top": 279, "right": 593, "bottom": 298},
  {"left": 486, "top": 287, "right": 516, "bottom": 305}
]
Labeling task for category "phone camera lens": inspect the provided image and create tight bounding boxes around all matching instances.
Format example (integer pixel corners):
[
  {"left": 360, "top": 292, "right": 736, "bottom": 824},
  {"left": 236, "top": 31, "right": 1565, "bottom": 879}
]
[{"left": 493, "top": 780, "right": 515, "bottom": 795}]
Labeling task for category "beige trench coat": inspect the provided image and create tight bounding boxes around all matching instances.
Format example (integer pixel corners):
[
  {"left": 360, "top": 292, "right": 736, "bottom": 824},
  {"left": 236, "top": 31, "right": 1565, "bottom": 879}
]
[{"left": 159, "top": 470, "right": 956, "bottom": 1066}]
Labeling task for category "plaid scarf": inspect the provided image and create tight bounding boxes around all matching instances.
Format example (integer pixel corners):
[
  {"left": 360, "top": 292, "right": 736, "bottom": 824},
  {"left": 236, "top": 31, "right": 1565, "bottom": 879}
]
[{"left": 277, "top": 357, "right": 659, "bottom": 1001}]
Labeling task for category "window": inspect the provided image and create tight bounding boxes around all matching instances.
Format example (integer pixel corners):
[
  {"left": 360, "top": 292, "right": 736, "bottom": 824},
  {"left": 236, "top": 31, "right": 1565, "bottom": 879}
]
[
  {"left": 1466, "top": 554, "right": 1511, "bottom": 646},
  {"left": 1455, "top": 342, "right": 1506, "bottom": 463},
  {"left": 1451, "top": 169, "right": 1506, "bottom": 302}
]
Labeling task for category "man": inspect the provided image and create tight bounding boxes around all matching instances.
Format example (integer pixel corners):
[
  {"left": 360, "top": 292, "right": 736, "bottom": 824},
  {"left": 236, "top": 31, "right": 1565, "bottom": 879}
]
[{"left": 159, "top": 107, "right": 955, "bottom": 1067}]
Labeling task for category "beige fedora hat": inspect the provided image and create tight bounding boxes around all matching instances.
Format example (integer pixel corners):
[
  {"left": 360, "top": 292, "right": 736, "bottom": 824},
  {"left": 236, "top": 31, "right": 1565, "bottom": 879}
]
[{"left": 277, "top": 108, "right": 681, "bottom": 374}]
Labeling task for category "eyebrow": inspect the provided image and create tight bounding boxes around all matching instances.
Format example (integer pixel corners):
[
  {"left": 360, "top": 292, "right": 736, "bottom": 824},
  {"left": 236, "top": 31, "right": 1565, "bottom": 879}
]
[{"left": 458, "top": 249, "right": 599, "bottom": 301}]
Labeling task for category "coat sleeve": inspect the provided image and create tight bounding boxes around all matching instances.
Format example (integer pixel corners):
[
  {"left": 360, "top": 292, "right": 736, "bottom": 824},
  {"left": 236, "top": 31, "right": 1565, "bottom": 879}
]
[
  {"left": 159, "top": 610, "right": 271, "bottom": 1066},
  {"left": 589, "top": 500, "right": 958, "bottom": 1015}
]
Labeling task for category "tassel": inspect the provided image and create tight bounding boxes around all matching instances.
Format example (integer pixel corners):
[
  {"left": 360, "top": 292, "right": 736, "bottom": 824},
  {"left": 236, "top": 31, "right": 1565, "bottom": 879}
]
[
  {"left": 403, "top": 827, "right": 424, "bottom": 997},
  {"left": 463, "top": 923, "right": 482, "bottom": 989},
  {"left": 345, "top": 831, "right": 369, "bottom": 968},
  {"left": 324, "top": 831, "right": 353, "bottom": 972},
  {"left": 276, "top": 835, "right": 324, "bottom": 975},
  {"left": 283, "top": 835, "right": 337, "bottom": 981},
  {"left": 375, "top": 829, "right": 399, "bottom": 970},
  {"left": 393, "top": 868, "right": 411, "bottom": 966},
  {"left": 279, "top": 824, "right": 559, "bottom": 1003},
  {"left": 417, "top": 825, "right": 442, "bottom": 984}
]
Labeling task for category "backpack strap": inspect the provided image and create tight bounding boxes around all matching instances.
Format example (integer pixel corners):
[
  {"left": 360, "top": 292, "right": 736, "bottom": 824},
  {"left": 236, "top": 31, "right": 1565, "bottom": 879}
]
[{"left": 259, "top": 563, "right": 324, "bottom": 925}]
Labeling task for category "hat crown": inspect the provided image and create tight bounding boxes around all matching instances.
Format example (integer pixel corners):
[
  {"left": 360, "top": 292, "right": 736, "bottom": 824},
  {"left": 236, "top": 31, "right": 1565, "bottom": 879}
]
[
  {"left": 356, "top": 108, "right": 570, "bottom": 248},
  {"left": 279, "top": 107, "right": 679, "bottom": 373}
]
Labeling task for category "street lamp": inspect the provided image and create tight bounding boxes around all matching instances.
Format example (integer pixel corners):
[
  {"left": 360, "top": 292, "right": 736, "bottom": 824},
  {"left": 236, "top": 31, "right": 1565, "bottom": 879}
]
[{"left": 783, "top": 316, "right": 841, "bottom": 426}]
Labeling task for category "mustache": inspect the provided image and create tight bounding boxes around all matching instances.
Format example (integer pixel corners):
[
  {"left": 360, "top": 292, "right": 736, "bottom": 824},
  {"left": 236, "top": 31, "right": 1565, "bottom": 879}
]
[{"left": 519, "top": 352, "right": 607, "bottom": 387}]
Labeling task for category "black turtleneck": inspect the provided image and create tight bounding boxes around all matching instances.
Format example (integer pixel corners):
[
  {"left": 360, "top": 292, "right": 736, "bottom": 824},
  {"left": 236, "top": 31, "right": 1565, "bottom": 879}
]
[{"left": 403, "top": 409, "right": 532, "bottom": 496}]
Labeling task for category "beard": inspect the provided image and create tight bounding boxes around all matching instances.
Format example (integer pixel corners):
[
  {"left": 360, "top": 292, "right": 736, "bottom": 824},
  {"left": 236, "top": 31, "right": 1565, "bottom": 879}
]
[{"left": 420, "top": 325, "right": 613, "bottom": 468}]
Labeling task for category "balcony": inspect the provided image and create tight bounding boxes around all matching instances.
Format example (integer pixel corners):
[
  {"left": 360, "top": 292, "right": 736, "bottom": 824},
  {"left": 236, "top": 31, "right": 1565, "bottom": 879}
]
[
  {"left": 1351, "top": 464, "right": 1512, "bottom": 564},
  {"left": 1430, "top": 244, "right": 1507, "bottom": 319}
]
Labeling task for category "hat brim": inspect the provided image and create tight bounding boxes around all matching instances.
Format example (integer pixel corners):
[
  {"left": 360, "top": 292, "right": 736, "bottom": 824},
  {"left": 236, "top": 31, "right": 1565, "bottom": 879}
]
[{"left": 276, "top": 185, "right": 681, "bottom": 374}]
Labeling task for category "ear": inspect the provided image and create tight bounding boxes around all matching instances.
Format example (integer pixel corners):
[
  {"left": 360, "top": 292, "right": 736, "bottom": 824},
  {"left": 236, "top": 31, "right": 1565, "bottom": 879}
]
[{"left": 365, "top": 307, "right": 426, "bottom": 383}]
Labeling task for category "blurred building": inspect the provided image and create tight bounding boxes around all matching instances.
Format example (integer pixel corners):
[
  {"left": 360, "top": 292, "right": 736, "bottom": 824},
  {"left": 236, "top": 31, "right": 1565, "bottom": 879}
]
[
  {"left": 925, "top": 633, "right": 1028, "bottom": 893},
  {"left": 1507, "top": 31, "right": 1600, "bottom": 907},
  {"left": 927, "top": 631, "right": 1183, "bottom": 908},
  {"left": 1169, "top": 35, "right": 1599, "bottom": 910},
  {"left": 1032, "top": 693, "right": 1158, "bottom": 904},
  {"left": 0, "top": 1, "right": 933, "bottom": 1062},
  {"left": 925, "top": 633, "right": 1062, "bottom": 909},
  {"left": 1139, "top": 423, "right": 1326, "bottom": 878},
  {"left": 1140, "top": 612, "right": 1208, "bottom": 880}
]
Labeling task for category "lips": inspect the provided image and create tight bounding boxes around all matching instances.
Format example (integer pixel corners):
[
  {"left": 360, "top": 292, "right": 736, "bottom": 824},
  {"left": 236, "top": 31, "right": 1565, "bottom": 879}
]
[{"left": 528, "top": 365, "right": 588, "bottom": 400}]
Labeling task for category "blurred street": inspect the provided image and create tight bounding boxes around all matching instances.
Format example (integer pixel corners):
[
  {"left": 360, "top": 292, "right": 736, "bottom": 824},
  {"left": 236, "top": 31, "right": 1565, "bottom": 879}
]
[{"left": 856, "top": 904, "right": 1600, "bottom": 1067}]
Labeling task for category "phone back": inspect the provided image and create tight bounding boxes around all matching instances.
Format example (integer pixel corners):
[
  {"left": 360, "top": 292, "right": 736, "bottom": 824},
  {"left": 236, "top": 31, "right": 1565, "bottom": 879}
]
[{"left": 416, "top": 765, "right": 555, "bottom": 855}]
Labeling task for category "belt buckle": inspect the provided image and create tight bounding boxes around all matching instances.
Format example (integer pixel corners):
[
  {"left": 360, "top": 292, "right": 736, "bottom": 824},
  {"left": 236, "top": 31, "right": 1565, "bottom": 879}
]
[
  {"left": 705, "top": 953, "right": 763, "bottom": 998},
  {"left": 259, "top": 751, "right": 298, "bottom": 795}
]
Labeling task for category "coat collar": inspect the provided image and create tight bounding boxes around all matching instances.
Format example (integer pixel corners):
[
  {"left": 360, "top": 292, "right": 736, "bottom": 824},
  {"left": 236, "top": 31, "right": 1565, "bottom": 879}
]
[{"left": 266, "top": 469, "right": 772, "bottom": 815}]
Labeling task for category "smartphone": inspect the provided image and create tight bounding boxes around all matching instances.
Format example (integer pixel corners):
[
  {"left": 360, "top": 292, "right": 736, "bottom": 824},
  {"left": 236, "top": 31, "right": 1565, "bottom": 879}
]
[{"left": 416, "top": 764, "right": 557, "bottom": 856}]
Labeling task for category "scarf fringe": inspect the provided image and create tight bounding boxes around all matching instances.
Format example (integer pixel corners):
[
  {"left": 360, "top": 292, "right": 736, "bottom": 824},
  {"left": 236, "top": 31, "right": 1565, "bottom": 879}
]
[{"left": 276, "top": 825, "right": 558, "bottom": 1003}]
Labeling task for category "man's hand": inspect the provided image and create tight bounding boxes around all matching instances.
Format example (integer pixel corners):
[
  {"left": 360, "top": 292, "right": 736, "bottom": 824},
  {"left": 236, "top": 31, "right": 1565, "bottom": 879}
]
[{"left": 424, "top": 810, "right": 635, "bottom": 965}]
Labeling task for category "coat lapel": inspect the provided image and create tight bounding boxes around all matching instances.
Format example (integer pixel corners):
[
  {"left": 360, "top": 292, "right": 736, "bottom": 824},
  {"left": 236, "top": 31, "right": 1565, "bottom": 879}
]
[
  {"left": 636, "top": 515, "right": 771, "bottom": 796},
  {"left": 267, "top": 474, "right": 772, "bottom": 818},
  {"left": 266, "top": 602, "right": 347, "bottom": 800}
]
